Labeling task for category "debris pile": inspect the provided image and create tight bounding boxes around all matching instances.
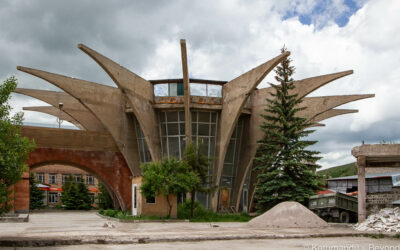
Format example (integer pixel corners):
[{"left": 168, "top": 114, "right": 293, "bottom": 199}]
[
  {"left": 354, "top": 207, "right": 400, "bottom": 232},
  {"left": 103, "top": 221, "right": 116, "bottom": 228},
  {"left": 247, "top": 201, "right": 329, "bottom": 228}
]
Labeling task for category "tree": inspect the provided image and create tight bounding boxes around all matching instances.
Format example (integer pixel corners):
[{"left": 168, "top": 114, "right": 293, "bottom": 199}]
[
  {"left": 183, "top": 141, "right": 211, "bottom": 218},
  {"left": 61, "top": 174, "right": 79, "bottom": 209},
  {"left": 76, "top": 181, "right": 92, "bottom": 210},
  {"left": 0, "top": 77, "right": 35, "bottom": 215},
  {"left": 140, "top": 158, "right": 200, "bottom": 217},
  {"left": 29, "top": 173, "right": 44, "bottom": 210},
  {"left": 97, "top": 183, "right": 114, "bottom": 210},
  {"left": 254, "top": 47, "right": 322, "bottom": 212}
]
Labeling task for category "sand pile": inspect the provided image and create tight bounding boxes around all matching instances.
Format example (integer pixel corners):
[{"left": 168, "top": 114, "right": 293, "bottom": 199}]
[
  {"left": 354, "top": 207, "right": 400, "bottom": 233},
  {"left": 247, "top": 201, "right": 329, "bottom": 228}
]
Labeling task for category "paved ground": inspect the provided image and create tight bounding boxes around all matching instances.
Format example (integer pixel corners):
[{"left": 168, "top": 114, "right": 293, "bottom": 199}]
[
  {"left": 3, "top": 237, "right": 400, "bottom": 250},
  {"left": 0, "top": 211, "right": 397, "bottom": 248}
]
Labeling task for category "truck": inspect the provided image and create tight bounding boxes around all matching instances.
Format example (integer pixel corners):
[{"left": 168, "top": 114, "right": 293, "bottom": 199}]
[{"left": 309, "top": 191, "right": 358, "bottom": 223}]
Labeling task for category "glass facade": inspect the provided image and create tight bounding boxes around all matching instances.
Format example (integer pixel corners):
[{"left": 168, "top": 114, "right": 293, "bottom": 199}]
[
  {"left": 159, "top": 110, "right": 219, "bottom": 208},
  {"left": 136, "top": 108, "right": 246, "bottom": 210},
  {"left": 154, "top": 82, "right": 222, "bottom": 97},
  {"left": 219, "top": 118, "right": 244, "bottom": 203},
  {"left": 135, "top": 118, "right": 152, "bottom": 163}
]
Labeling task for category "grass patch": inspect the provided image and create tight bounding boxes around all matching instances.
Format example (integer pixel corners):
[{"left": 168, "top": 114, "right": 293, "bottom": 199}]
[
  {"left": 177, "top": 201, "right": 252, "bottom": 222},
  {"left": 98, "top": 201, "right": 253, "bottom": 222},
  {"left": 98, "top": 209, "right": 164, "bottom": 220},
  {"left": 363, "top": 233, "right": 385, "bottom": 239}
]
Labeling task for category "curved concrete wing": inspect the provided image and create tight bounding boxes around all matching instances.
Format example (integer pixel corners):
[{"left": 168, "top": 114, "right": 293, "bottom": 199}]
[
  {"left": 211, "top": 52, "right": 290, "bottom": 210},
  {"left": 78, "top": 44, "right": 161, "bottom": 161},
  {"left": 17, "top": 66, "right": 141, "bottom": 176},
  {"left": 311, "top": 109, "right": 358, "bottom": 123},
  {"left": 14, "top": 88, "right": 107, "bottom": 132},
  {"left": 298, "top": 94, "right": 375, "bottom": 120},
  {"left": 23, "top": 106, "right": 84, "bottom": 130},
  {"left": 290, "top": 70, "right": 353, "bottom": 98}
]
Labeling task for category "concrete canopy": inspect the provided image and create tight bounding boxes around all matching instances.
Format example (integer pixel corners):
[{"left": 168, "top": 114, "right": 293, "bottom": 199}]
[
  {"left": 17, "top": 66, "right": 141, "bottom": 176},
  {"left": 14, "top": 88, "right": 107, "bottom": 132}
]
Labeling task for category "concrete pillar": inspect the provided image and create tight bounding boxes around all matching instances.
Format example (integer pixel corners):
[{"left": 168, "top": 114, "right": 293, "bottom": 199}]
[
  {"left": 180, "top": 39, "right": 191, "bottom": 144},
  {"left": 357, "top": 156, "right": 367, "bottom": 222}
]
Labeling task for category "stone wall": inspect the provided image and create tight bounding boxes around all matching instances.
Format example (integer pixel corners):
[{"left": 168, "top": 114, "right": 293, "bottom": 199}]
[{"left": 367, "top": 187, "right": 400, "bottom": 214}]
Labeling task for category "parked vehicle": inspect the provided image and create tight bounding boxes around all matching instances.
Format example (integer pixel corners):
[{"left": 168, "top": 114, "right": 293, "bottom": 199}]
[{"left": 309, "top": 191, "right": 358, "bottom": 223}]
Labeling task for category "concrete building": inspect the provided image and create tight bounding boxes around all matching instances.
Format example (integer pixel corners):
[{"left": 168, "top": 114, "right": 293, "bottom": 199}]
[
  {"left": 13, "top": 40, "right": 374, "bottom": 217},
  {"left": 31, "top": 164, "right": 100, "bottom": 207},
  {"left": 327, "top": 172, "right": 400, "bottom": 215},
  {"left": 352, "top": 144, "right": 400, "bottom": 222}
]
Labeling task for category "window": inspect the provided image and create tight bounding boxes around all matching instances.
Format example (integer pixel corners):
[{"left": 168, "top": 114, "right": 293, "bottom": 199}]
[
  {"left": 49, "top": 192, "right": 58, "bottom": 203},
  {"left": 62, "top": 174, "right": 69, "bottom": 184},
  {"left": 36, "top": 173, "right": 45, "bottom": 183},
  {"left": 49, "top": 173, "right": 58, "bottom": 184},
  {"left": 75, "top": 174, "right": 82, "bottom": 183},
  {"left": 146, "top": 194, "right": 156, "bottom": 204},
  {"left": 135, "top": 118, "right": 152, "bottom": 163},
  {"left": 86, "top": 175, "right": 95, "bottom": 185}
]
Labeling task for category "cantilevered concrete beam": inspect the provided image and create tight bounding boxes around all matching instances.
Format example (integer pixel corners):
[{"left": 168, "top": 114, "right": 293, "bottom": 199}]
[
  {"left": 78, "top": 44, "right": 161, "bottom": 161},
  {"left": 23, "top": 106, "right": 85, "bottom": 130},
  {"left": 14, "top": 88, "right": 107, "bottom": 132},
  {"left": 290, "top": 70, "right": 353, "bottom": 99},
  {"left": 17, "top": 66, "right": 141, "bottom": 176},
  {"left": 298, "top": 94, "right": 375, "bottom": 120},
  {"left": 311, "top": 109, "right": 358, "bottom": 124},
  {"left": 211, "top": 52, "right": 290, "bottom": 211}
]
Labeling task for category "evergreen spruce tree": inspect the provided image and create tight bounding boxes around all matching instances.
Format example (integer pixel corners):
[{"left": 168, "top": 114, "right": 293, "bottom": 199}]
[
  {"left": 97, "top": 183, "right": 114, "bottom": 209},
  {"left": 29, "top": 173, "right": 44, "bottom": 210},
  {"left": 61, "top": 174, "right": 79, "bottom": 209},
  {"left": 76, "top": 181, "right": 92, "bottom": 210},
  {"left": 254, "top": 46, "right": 322, "bottom": 212}
]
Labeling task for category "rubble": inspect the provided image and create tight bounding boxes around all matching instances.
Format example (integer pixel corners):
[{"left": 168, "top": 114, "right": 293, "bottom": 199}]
[
  {"left": 354, "top": 207, "right": 400, "bottom": 233},
  {"left": 103, "top": 221, "right": 116, "bottom": 228}
]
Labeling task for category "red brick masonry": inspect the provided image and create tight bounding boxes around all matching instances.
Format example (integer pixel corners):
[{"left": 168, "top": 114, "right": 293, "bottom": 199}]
[{"left": 13, "top": 148, "right": 132, "bottom": 211}]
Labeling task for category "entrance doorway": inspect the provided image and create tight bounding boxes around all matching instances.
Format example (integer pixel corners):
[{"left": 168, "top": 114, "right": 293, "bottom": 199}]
[{"left": 132, "top": 184, "right": 138, "bottom": 216}]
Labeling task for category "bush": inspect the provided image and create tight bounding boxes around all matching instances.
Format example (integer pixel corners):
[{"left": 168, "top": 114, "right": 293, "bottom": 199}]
[
  {"left": 104, "top": 209, "right": 118, "bottom": 217},
  {"left": 177, "top": 201, "right": 252, "bottom": 222}
]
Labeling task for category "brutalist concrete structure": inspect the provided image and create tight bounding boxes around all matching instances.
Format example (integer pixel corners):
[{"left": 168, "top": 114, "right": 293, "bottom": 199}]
[
  {"left": 15, "top": 40, "right": 373, "bottom": 215},
  {"left": 352, "top": 144, "right": 400, "bottom": 222}
]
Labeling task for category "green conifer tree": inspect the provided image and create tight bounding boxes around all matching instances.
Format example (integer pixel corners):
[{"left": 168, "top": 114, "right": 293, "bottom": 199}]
[
  {"left": 97, "top": 183, "right": 114, "bottom": 209},
  {"left": 254, "top": 46, "right": 322, "bottom": 212},
  {"left": 76, "top": 181, "right": 92, "bottom": 210},
  {"left": 29, "top": 173, "right": 44, "bottom": 210},
  {"left": 61, "top": 174, "right": 78, "bottom": 209}
]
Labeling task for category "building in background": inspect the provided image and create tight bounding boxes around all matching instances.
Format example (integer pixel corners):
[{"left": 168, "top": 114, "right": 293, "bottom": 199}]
[{"left": 31, "top": 164, "right": 100, "bottom": 207}]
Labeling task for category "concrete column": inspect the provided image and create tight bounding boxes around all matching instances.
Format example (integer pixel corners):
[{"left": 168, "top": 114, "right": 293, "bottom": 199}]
[
  {"left": 180, "top": 39, "right": 191, "bottom": 144},
  {"left": 357, "top": 156, "right": 367, "bottom": 222}
]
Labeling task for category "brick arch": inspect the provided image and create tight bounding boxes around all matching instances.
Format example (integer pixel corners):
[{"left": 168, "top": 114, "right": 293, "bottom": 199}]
[{"left": 27, "top": 148, "right": 132, "bottom": 210}]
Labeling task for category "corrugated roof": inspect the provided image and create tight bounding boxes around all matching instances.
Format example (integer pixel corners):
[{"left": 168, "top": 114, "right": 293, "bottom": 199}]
[{"left": 327, "top": 172, "right": 400, "bottom": 181}]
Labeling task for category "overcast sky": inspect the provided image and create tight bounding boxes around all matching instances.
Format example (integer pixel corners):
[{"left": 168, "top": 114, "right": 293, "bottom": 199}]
[{"left": 1, "top": 0, "right": 399, "bottom": 169}]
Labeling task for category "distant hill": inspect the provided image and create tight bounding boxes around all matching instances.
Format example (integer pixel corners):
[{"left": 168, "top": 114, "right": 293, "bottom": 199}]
[{"left": 317, "top": 162, "right": 357, "bottom": 179}]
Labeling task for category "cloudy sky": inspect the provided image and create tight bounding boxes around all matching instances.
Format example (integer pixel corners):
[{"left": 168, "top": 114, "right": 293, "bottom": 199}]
[{"left": 1, "top": 0, "right": 399, "bottom": 169}]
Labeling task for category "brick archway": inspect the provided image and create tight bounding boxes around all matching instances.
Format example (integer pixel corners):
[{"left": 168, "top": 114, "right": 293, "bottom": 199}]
[{"left": 28, "top": 148, "right": 132, "bottom": 210}]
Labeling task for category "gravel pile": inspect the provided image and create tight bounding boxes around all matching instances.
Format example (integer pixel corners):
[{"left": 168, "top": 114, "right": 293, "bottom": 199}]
[
  {"left": 247, "top": 201, "right": 329, "bottom": 228},
  {"left": 354, "top": 207, "right": 400, "bottom": 232}
]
